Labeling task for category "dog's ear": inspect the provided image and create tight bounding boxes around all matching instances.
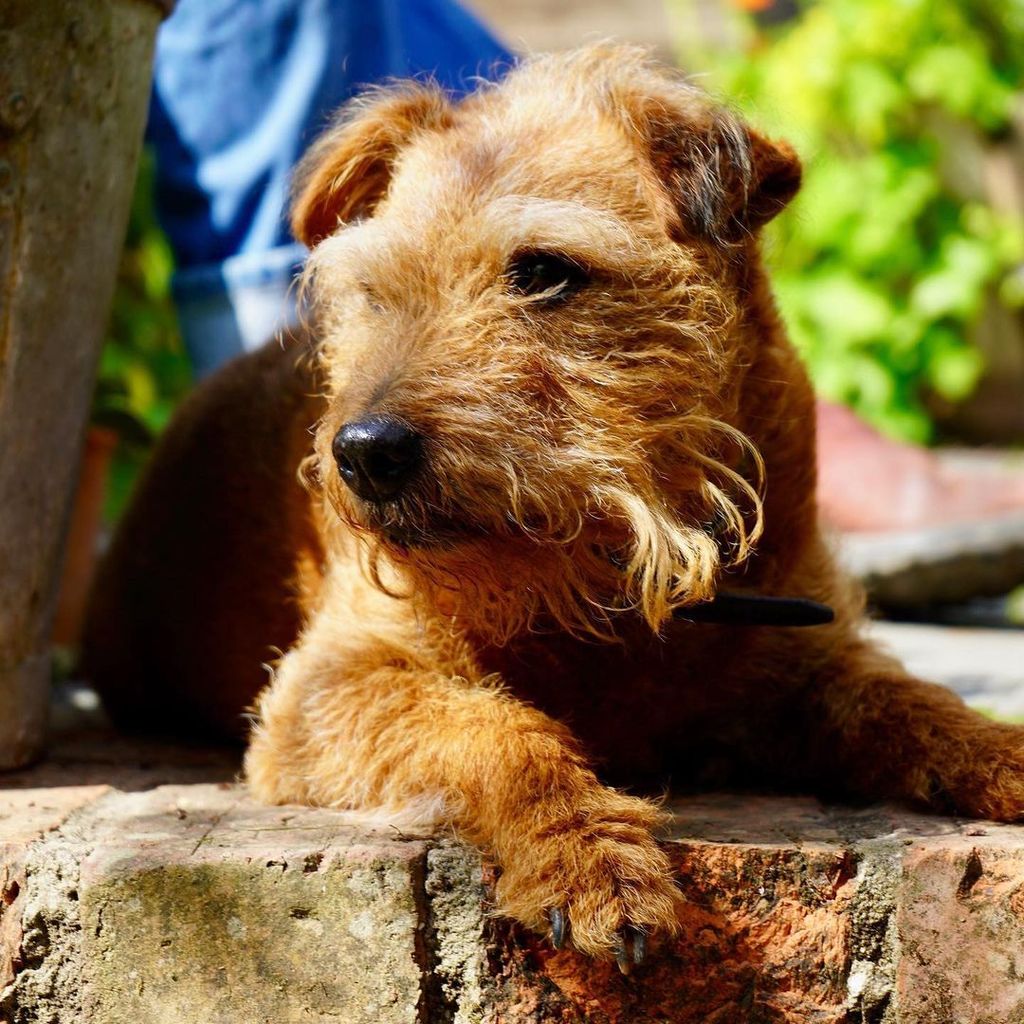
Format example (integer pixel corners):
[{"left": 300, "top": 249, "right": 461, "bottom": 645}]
[
  {"left": 291, "top": 84, "right": 453, "bottom": 247},
  {"left": 630, "top": 78, "right": 801, "bottom": 242}
]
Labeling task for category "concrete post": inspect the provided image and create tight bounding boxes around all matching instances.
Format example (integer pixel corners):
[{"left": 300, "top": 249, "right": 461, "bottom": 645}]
[{"left": 0, "top": 0, "right": 166, "bottom": 768}]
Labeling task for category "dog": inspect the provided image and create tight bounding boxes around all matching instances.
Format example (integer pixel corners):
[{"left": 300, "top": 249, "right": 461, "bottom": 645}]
[{"left": 82, "top": 44, "right": 1024, "bottom": 967}]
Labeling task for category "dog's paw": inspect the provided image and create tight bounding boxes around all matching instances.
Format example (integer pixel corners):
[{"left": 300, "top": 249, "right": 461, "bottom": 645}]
[
  {"left": 494, "top": 790, "right": 682, "bottom": 967},
  {"left": 936, "top": 725, "right": 1024, "bottom": 822}
]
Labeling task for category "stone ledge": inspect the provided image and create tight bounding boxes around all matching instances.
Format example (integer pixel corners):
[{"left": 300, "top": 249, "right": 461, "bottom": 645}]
[
  {"left": 838, "top": 511, "right": 1024, "bottom": 609},
  {"left": 4, "top": 772, "right": 1024, "bottom": 1023}
]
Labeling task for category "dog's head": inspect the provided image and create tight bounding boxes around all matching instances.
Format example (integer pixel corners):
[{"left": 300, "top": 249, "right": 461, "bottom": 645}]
[{"left": 294, "top": 44, "right": 801, "bottom": 639}]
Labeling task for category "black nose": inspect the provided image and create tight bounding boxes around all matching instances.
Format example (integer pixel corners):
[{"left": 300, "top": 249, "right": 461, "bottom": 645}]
[{"left": 332, "top": 415, "right": 422, "bottom": 501}]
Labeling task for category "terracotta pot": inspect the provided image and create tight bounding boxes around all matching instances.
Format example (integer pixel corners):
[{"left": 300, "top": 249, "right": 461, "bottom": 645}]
[{"left": 51, "top": 426, "right": 119, "bottom": 648}]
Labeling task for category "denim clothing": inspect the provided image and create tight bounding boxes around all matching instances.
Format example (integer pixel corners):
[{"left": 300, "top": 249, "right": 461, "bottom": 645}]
[{"left": 148, "top": 0, "right": 511, "bottom": 371}]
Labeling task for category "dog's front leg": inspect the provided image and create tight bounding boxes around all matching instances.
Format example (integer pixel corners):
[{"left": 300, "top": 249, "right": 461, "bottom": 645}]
[
  {"left": 245, "top": 605, "right": 681, "bottom": 961},
  {"left": 798, "top": 637, "right": 1024, "bottom": 821}
]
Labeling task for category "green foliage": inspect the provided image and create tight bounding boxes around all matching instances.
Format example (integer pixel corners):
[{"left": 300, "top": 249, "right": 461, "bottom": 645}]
[
  {"left": 95, "top": 149, "right": 191, "bottom": 441},
  {"left": 678, "top": 0, "right": 1024, "bottom": 441},
  {"left": 94, "top": 148, "right": 192, "bottom": 520}
]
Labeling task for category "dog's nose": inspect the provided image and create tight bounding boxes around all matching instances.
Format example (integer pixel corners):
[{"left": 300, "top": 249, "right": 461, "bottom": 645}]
[{"left": 332, "top": 415, "right": 422, "bottom": 501}]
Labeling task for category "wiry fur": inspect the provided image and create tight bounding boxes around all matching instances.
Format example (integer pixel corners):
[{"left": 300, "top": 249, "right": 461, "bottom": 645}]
[
  {"left": 84, "top": 45, "right": 1024, "bottom": 963},
  {"left": 299, "top": 48, "right": 774, "bottom": 640}
]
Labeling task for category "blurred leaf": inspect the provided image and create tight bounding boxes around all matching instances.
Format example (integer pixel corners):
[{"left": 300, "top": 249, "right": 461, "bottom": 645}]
[
  {"left": 1008, "top": 584, "right": 1024, "bottom": 625},
  {"left": 911, "top": 236, "right": 993, "bottom": 319},
  {"left": 799, "top": 271, "right": 894, "bottom": 345},
  {"left": 92, "top": 147, "right": 192, "bottom": 523},
  {"left": 674, "top": 0, "right": 1024, "bottom": 442},
  {"left": 926, "top": 337, "right": 984, "bottom": 400}
]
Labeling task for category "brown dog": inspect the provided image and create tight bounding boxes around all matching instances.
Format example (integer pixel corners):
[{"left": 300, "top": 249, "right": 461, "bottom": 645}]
[{"left": 82, "top": 45, "right": 1024, "bottom": 965}]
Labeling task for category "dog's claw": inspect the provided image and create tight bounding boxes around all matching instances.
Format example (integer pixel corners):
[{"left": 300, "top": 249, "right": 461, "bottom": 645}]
[
  {"left": 613, "top": 926, "right": 646, "bottom": 972},
  {"left": 549, "top": 907, "right": 566, "bottom": 950},
  {"left": 629, "top": 926, "right": 647, "bottom": 964},
  {"left": 615, "top": 941, "right": 632, "bottom": 975}
]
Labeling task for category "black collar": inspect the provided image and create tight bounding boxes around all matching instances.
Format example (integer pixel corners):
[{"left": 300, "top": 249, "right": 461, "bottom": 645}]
[{"left": 675, "top": 592, "right": 835, "bottom": 627}]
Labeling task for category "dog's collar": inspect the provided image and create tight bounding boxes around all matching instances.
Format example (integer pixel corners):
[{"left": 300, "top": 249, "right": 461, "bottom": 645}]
[{"left": 675, "top": 592, "right": 835, "bottom": 627}]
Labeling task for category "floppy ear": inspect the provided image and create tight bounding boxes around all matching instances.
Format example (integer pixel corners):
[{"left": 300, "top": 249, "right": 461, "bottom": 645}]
[
  {"left": 291, "top": 83, "right": 453, "bottom": 247},
  {"left": 632, "top": 79, "right": 801, "bottom": 242},
  {"left": 739, "top": 129, "right": 803, "bottom": 230}
]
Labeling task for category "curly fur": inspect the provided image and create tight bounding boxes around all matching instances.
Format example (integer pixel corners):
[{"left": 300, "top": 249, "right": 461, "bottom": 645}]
[{"left": 298, "top": 48, "right": 774, "bottom": 639}]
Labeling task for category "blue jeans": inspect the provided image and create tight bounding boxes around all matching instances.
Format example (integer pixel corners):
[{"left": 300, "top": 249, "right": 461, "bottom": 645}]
[{"left": 147, "top": 0, "right": 511, "bottom": 375}]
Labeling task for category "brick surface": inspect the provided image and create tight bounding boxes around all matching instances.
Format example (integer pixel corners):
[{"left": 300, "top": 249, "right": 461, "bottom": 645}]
[
  {"left": 4, "top": 767, "right": 1024, "bottom": 1021},
  {"left": 77, "top": 786, "right": 431, "bottom": 1024},
  {"left": 0, "top": 785, "right": 110, "bottom": 994},
  {"left": 473, "top": 801, "right": 1024, "bottom": 1023},
  {"left": 475, "top": 797, "right": 872, "bottom": 1023},
  {"left": 0, "top": 712, "right": 238, "bottom": 1010},
  {"left": 896, "top": 833, "right": 1024, "bottom": 1022},
  {"left": 0, "top": 784, "right": 436, "bottom": 1024},
  {"left": 0, "top": 785, "right": 111, "bottom": 847}
]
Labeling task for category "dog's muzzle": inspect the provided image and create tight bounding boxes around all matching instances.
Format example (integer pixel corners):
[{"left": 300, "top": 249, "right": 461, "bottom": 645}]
[{"left": 332, "top": 414, "right": 422, "bottom": 502}]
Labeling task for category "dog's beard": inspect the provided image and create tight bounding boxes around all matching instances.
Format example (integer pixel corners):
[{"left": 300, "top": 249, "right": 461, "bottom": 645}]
[{"left": 315, "top": 414, "right": 764, "bottom": 643}]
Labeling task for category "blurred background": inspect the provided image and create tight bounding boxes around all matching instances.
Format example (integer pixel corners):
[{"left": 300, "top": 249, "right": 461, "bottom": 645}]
[
  {"left": 62, "top": 0, "right": 1024, "bottom": 678},
  {"left": 93, "top": 2, "right": 1024, "bottom": 479}
]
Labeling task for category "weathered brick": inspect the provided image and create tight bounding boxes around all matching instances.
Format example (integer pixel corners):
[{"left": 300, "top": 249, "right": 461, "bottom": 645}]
[
  {"left": 896, "top": 832, "right": 1024, "bottom": 1023},
  {"left": 1, "top": 785, "right": 110, "bottom": 995},
  {"left": 4, "top": 785, "right": 432, "bottom": 1024},
  {"left": 4, "top": 778, "right": 1024, "bottom": 1022},
  {"left": 473, "top": 796, "right": 864, "bottom": 1023}
]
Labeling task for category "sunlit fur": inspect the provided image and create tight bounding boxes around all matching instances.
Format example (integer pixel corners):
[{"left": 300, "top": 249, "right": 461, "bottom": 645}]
[
  {"left": 87, "top": 45, "right": 1024, "bottom": 965},
  {"left": 298, "top": 50, "right": 775, "bottom": 641}
]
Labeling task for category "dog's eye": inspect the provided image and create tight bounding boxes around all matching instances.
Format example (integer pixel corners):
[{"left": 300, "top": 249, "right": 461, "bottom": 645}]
[{"left": 506, "top": 251, "right": 589, "bottom": 302}]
